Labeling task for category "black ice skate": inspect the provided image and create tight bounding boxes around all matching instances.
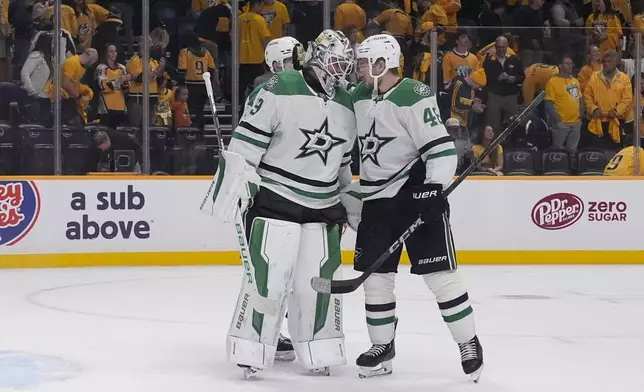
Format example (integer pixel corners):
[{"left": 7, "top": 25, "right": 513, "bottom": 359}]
[
  {"left": 356, "top": 340, "right": 395, "bottom": 378},
  {"left": 275, "top": 334, "right": 296, "bottom": 362},
  {"left": 458, "top": 335, "right": 484, "bottom": 383}
]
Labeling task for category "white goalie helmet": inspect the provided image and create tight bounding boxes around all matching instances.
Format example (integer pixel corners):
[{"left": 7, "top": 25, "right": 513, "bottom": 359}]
[
  {"left": 265, "top": 36, "right": 301, "bottom": 73},
  {"left": 304, "top": 29, "right": 355, "bottom": 96},
  {"left": 356, "top": 34, "right": 401, "bottom": 79}
]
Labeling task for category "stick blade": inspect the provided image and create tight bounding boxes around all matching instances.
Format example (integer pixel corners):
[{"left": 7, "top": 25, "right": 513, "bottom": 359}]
[{"left": 310, "top": 277, "right": 332, "bottom": 294}]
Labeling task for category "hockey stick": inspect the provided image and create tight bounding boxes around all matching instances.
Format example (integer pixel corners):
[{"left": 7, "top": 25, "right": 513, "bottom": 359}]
[
  {"left": 201, "top": 72, "right": 277, "bottom": 315},
  {"left": 311, "top": 91, "right": 546, "bottom": 295}
]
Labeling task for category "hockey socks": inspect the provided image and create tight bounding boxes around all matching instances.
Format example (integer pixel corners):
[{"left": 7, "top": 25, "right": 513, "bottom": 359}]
[
  {"left": 363, "top": 273, "right": 397, "bottom": 344},
  {"left": 423, "top": 270, "right": 475, "bottom": 344}
]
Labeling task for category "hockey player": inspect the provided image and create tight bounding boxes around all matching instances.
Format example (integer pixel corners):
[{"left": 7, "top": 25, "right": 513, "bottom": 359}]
[
  {"left": 253, "top": 36, "right": 301, "bottom": 88},
  {"left": 203, "top": 30, "right": 356, "bottom": 378},
  {"left": 350, "top": 34, "right": 484, "bottom": 381},
  {"left": 256, "top": 35, "right": 302, "bottom": 363}
]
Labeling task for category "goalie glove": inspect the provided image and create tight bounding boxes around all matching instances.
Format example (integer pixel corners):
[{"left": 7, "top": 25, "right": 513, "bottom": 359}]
[
  {"left": 339, "top": 180, "right": 362, "bottom": 231},
  {"left": 200, "top": 150, "right": 260, "bottom": 223}
]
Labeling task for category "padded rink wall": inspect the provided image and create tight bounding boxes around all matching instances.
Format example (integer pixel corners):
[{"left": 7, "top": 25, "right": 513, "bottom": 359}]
[{"left": 0, "top": 176, "right": 643, "bottom": 268}]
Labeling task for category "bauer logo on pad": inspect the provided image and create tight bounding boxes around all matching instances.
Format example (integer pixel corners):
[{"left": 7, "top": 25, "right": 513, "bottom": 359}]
[
  {"left": 531, "top": 193, "right": 584, "bottom": 230},
  {"left": 0, "top": 181, "right": 41, "bottom": 246}
]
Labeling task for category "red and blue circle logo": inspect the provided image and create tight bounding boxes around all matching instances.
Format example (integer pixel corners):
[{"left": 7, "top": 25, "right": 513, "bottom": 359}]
[{"left": 0, "top": 181, "right": 41, "bottom": 246}]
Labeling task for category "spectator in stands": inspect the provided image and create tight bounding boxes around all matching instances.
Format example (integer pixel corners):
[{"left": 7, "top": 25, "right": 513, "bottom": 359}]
[
  {"left": 473, "top": 125, "right": 504, "bottom": 175},
  {"left": 95, "top": 43, "right": 130, "bottom": 129},
  {"left": 126, "top": 35, "right": 166, "bottom": 127},
  {"left": 59, "top": 0, "right": 108, "bottom": 50},
  {"left": 584, "top": 50, "right": 633, "bottom": 149},
  {"left": 33, "top": 0, "right": 50, "bottom": 21},
  {"left": 442, "top": 30, "right": 478, "bottom": 87},
  {"left": 177, "top": 31, "right": 217, "bottom": 129},
  {"left": 239, "top": 0, "right": 271, "bottom": 103},
  {"left": 59, "top": 48, "right": 98, "bottom": 125},
  {"left": 415, "top": 0, "right": 448, "bottom": 50},
  {"left": 32, "top": 20, "right": 76, "bottom": 66},
  {"left": 195, "top": 0, "right": 231, "bottom": 93},
  {"left": 508, "top": 0, "right": 546, "bottom": 68},
  {"left": 482, "top": 35, "right": 524, "bottom": 135},
  {"left": 447, "top": 67, "right": 487, "bottom": 131},
  {"left": 446, "top": 117, "right": 472, "bottom": 173},
  {"left": 368, "top": 0, "right": 413, "bottom": 53},
  {"left": 438, "top": 0, "right": 461, "bottom": 42},
  {"left": 260, "top": 0, "right": 290, "bottom": 39},
  {"left": 153, "top": 76, "right": 173, "bottom": 126},
  {"left": 623, "top": 73, "right": 644, "bottom": 146},
  {"left": 86, "top": 129, "right": 142, "bottom": 173},
  {"left": 522, "top": 59, "right": 559, "bottom": 104},
  {"left": 99, "top": 0, "right": 135, "bottom": 56},
  {"left": 476, "top": 32, "right": 517, "bottom": 67},
  {"left": 577, "top": 45, "right": 602, "bottom": 92},
  {"left": 172, "top": 85, "right": 192, "bottom": 129},
  {"left": 91, "top": 10, "right": 125, "bottom": 64},
  {"left": 549, "top": 0, "right": 584, "bottom": 66},
  {"left": 9, "top": 0, "right": 35, "bottom": 80},
  {"left": 21, "top": 32, "right": 54, "bottom": 126},
  {"left": 291, "top": 0, "right": 323, "bottom": 46},
  {"left": 0, "top": 0, "right": 11, "bottom": 82},
  {"left": 341, "top": 25, "right": 359, "bottom": 85},
  {"left": 335, "top": 0, "right": 366, "bottom": 43},
  {"left": 479, "top": 0, "right": 506, "bottom": 46},
  {"left": 586, "top": 0, "right": 623, "bottom": 55},
  {"left": 545, "top": 54, "right": 582, "bottom": 154}
]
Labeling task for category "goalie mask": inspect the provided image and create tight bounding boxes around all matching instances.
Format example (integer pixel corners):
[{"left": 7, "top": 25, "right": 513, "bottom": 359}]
[
  {"left": 265, "top": 36, "right": 301, "bottom": 73},
  {"left": 303, "top": 29, "right": 355, "bottom": 96}
]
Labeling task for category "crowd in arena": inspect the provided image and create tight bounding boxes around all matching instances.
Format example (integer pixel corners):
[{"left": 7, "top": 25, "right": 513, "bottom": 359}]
[{"left": 0, "top": 0, "right": 642, "bottom": 175}]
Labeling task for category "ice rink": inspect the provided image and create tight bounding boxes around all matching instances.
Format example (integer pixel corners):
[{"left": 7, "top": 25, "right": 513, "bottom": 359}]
[{"left": 1, "top": 265, "right": 643, "bottom": 392}]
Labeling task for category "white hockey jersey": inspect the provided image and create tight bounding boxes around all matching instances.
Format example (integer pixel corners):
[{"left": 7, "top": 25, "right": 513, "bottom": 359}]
[
  {"left": 229, "top": 71, "right": 356, "bottom": 209},
  {"left": 352, "top": 78, "right": 457, "bottom": 201}
]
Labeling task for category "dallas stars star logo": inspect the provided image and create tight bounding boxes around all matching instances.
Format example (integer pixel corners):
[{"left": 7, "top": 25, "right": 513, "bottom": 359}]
[
  {"left": 359, "top": 121, "right": 395, "bottom": 166},
  {"left": 296, "top": 118, "right": 347, "bottom": 165}
]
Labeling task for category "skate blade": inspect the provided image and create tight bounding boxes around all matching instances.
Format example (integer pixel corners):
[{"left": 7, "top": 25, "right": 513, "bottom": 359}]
[
  {"left": 469, "top": 363, "right": 484, "bottom": 383},
  {"left": 238, "top": 365, "right": 260, "bottom": 380},
  {"left": 274, "top": 350, "right": 296, "bottom": 362},
  {"left": 309, "top": 367, "right": 330, "bottom": 376},
  {"left": 358, "top": 360, "right": 393, "bottom": 379}
]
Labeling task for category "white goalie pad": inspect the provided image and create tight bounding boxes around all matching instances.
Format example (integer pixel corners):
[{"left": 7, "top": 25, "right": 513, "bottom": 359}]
[
  {"left": 227, "top": 217, "right": 301, "bottom": 369},
  {"left": 200, "top": 150, "right": 261, "bottom": 223},
  {"left": 288, "top": 223, "right": 346, "bottom": 370},
  {"left": 339, "top": 180, "right": 362, "bottom": 231}
]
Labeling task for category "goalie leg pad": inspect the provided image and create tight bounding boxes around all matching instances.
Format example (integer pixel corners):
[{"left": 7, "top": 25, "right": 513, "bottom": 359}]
[
  {"left": 227, "top": 217, "right": 301, "bottom": 369},
  {"left": 423, "top": 270, "right": 476, "bottom": 344},
  {"left": 364, "top": 273, "right": 397, "bottom": 344},
  {"left": 288, "top": 223, "right": 346, "bottom": 370}
]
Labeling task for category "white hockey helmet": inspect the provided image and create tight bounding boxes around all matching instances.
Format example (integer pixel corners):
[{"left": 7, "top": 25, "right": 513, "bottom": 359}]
[
  {"left": 303, "top": 29, "right": 355, "bottom": 96},
  {"left": 265, "top": 36, "right": 301, "bottom": 73},
  {"left": 356, "top": 34, "right": 401, "bottom": 80}
]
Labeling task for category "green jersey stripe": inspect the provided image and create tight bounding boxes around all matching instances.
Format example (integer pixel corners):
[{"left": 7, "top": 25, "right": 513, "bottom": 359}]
[
  {"left": 261, "top": 177, "right": 339, "bottom": 199},
  {"left": 232, "top": 132, "right": 269, "bottom": 149},
  {"left": 424, "top": 148, "right": 457, "bottom": 160},
  {"left": 239, "top": 121, "right": 272, "bottom": 138},
  {"left": 419, "top": 136, "right": 454, "bottom": 155},
  {"left": 259, "top": 162, "right": 338, "bottom": 187}
]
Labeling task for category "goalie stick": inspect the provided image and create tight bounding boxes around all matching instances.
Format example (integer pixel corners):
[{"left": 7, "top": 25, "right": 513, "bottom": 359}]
[{"left": 310, "top": 91, "right": 547, "bottom": 295}]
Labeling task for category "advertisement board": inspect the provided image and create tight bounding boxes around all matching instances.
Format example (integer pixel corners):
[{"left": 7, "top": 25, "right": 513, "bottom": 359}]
[{"left": 1, "top": 177, "right": 642, "bottom": 267}]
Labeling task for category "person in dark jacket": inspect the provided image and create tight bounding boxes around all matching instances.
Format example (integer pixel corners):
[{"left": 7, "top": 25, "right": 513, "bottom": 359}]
[
  {"left": 9, "top": 0, "right": 35, "bottom": 79},
  {"left": 92, "top": 11, "right": 125, "bottom": 63},
  {"left": 85, "top": 129, "right": 142, "bottom": 173},
  {"left": 508, "top": 0, "right": 546, "bottom": 68},
  {"left": 482, "top": 35, "right": 524, "bottom": 135}
]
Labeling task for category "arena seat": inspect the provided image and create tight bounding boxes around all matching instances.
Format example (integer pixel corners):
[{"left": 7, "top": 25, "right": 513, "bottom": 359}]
[
  {"left": 577, "top": 148, "right": 607, "bottom": 175},
  {"left": 61, "top": 125, "right": 90, "bottom": 175},
  {"left": 541, "top": 149, "right": 571, "bottom": 176},
  {"left": 20, "top": 126, "right": 54, "bottom": 174},
  {"left": 0, "top": 123, "right": 15, "bottom": 174},
  {"left": 503, "top": 148, "right": 536, "bottom": 175}
]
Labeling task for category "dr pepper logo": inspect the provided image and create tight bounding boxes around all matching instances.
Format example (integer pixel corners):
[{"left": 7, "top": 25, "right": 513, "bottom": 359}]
[
  {"left": 531, "top": 193, "right": 584, "bottom": 230},
  {"left": 0, "top": 181, "right": 41, "bottom": 246}
]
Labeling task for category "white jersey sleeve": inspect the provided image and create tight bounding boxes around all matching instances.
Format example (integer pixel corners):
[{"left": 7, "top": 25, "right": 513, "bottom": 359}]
[
  {"left": 403, "top": 94, "right": 458, "bottom": 189},
  {"left": 228, "top": 85, "right": 279, "bottom": 168}
]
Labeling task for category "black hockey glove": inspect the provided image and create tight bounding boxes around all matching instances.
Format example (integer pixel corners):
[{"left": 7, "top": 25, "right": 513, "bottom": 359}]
[{"left": 411, "top": 183, "right": 447, "bottom": 224}]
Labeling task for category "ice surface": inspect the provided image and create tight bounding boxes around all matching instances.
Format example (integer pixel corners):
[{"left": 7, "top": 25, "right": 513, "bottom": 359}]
[{"left": 0, "top": 265, "right": 643, "bottom": 392}]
